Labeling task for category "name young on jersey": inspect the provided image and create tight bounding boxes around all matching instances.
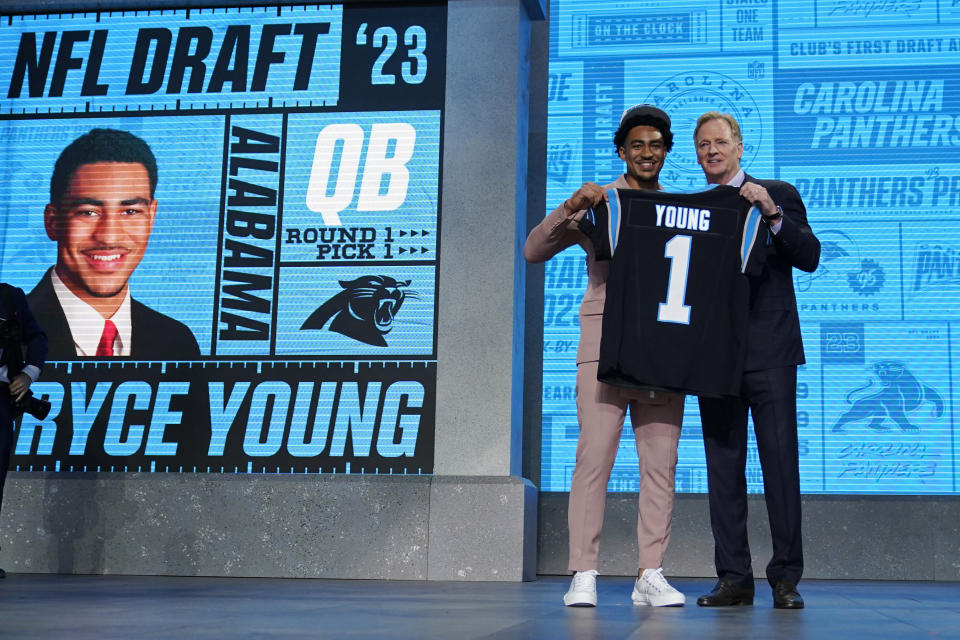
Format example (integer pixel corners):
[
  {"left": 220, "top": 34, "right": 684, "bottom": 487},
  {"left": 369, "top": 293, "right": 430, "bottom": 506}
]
[{"left": 654, "top": 203, "right": 711, "bottom": 232}]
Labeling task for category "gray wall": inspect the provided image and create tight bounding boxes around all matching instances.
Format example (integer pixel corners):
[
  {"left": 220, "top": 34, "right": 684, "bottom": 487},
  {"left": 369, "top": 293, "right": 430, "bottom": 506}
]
[{"left": 538, "top": 494, "right": 960, "bottom": 581}]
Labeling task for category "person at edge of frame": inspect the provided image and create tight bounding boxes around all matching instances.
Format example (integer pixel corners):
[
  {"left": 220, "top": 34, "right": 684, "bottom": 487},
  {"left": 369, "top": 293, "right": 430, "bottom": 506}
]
[
  {"left": 693, "top": 111, "right": 820, "bottom": 610},
  {"left": 524, "top": 104, "right": 686, "bottom": 608},
  {"left": 0, "top": 282, "right": 48, "bottom": 578}
]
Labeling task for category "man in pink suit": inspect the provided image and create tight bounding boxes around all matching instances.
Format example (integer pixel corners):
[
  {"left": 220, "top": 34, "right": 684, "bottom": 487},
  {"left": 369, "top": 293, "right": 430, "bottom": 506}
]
[{"left": 525, "top": 105, "right": 686, "bottom": 607}]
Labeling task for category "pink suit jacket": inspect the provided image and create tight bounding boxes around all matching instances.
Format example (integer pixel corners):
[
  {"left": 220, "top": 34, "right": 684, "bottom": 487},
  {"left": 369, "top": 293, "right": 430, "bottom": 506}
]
[{"left": 524, "top": 176, "right": 632, "bottom": 366}]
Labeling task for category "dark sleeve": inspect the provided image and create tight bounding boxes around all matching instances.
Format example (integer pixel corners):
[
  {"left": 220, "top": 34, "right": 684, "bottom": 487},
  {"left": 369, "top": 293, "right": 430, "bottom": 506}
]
[
  {"left": 577, "top": 200, "right": 612, "bottom": 261},
  {"left": 13, "top": 286, "right": 48, "bottom": 371},
  {"left": 769, "top": 181, "right": 820, "bottom": 274}
]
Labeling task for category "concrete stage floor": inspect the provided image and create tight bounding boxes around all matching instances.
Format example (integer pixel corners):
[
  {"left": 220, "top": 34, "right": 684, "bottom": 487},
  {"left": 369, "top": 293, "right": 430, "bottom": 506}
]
[{"left": 0, "top": 574, "right": 957, "bottom": 639}]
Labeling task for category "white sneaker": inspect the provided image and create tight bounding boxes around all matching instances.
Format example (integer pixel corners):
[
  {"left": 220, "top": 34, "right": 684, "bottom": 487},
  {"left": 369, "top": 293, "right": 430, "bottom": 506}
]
[
  {"left": 632, "top": 568, "right": 686, "bottom": 607},
  {"left": 563, "top": 570, "right": 598, "bottom": 607}
]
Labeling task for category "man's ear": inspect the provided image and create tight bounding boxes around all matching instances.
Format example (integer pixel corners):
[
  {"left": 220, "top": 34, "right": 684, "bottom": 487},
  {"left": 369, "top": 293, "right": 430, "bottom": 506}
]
[
  {"left": 617, "top": 146, "right": 627, "bottom": 162},
  {"left": 146, "top": 199, "right": 157, "bottom": 234},
  {"left": 43, "top": 204, "right": 59, "bottom": 242}
]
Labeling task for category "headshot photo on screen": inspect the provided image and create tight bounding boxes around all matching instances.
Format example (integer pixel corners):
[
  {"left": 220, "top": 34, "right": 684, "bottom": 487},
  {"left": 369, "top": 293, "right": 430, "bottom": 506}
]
[{"left": 27, "top": 128, "right": 201, "bottom": 360}]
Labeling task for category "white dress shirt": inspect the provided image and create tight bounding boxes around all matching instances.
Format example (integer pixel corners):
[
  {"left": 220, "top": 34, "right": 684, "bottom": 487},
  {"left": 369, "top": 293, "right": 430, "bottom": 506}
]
[{"left": 51, "top": 269, "right": 132, "bottom": 356}]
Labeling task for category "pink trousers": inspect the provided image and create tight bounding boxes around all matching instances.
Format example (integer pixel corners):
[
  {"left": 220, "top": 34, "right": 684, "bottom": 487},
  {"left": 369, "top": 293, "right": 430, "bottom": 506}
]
[{"left": 568, "top": 361, "right": 684, "bottom": 571}]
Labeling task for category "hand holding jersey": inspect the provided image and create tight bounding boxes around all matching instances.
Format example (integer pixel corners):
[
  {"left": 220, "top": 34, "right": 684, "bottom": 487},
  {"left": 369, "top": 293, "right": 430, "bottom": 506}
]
[
  {"left": 562, "top": 182, "right": 608, "bottom": 220},
  {"left": 738, "top": 182, "right": 777, "bottom": 217}
]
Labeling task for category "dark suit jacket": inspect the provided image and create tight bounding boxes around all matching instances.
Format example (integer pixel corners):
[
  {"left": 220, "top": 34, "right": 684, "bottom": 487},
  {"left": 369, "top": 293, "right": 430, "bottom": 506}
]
[
  {"left": 27, "top": 268, "right": 201, "bottom": 360},
  {"left": 742, "top": 174, "right": 820, "bottom": 372},
  {"left": 0, "top": 284, "right": 47, "bottom": 376}
]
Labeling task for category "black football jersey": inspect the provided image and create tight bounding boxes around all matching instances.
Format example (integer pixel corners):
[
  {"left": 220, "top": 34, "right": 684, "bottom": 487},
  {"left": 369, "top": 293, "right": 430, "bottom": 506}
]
[{"left": 578, "top": 185, "right": 766, "bottom": 397}]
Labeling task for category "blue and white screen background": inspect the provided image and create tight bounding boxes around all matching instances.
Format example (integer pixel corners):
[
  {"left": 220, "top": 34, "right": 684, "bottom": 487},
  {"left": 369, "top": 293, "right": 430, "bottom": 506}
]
[{"left": 541, "top": 0, "right": 960, "bottom": 495}]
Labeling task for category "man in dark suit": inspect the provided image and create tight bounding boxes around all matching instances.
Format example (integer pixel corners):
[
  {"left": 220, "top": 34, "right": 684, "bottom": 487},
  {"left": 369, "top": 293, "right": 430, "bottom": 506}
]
[
  {"left": 0, "top": 283, "right": 47, "bottom": 577},
  {"left": 28, "top": 128, "right": 199, "bottom": 360},
  {"left": 693, "top": 112, "right": 820, "bottom": 609}
]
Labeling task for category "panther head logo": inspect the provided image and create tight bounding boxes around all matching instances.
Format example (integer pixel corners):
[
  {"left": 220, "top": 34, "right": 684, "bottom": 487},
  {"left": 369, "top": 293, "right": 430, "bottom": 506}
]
[{"left": 301, "top": 275, "right": 413, "bottom": 346}]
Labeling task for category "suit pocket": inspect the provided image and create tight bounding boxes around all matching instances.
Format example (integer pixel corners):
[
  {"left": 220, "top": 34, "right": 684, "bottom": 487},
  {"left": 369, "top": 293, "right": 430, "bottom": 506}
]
[
  {"left": 579, "top": 298, "right": 604, "bottom": 315},
  {"left": 576, "top": 298, "right": 604, "bottom": 364}
]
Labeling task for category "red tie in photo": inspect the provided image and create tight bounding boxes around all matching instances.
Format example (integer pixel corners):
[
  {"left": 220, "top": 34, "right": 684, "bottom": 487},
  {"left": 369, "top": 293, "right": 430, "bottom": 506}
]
[{"left": 96, "top": 320, "right": 118, "bottom": 357}]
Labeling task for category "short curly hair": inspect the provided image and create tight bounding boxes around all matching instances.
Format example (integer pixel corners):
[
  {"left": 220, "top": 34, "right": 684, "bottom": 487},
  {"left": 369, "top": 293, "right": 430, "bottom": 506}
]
[
  {"left": 614, "top": 114, "right": 674, "bottom": 152},
  {"left": 50, "top": 128, "right": 158, "bottom": 204}
]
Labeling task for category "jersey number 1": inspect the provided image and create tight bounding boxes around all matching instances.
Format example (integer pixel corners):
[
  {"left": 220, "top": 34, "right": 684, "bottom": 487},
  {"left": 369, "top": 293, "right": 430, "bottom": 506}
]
[{"left": 657, "top": 235, "right": 692, "bottom": 325}]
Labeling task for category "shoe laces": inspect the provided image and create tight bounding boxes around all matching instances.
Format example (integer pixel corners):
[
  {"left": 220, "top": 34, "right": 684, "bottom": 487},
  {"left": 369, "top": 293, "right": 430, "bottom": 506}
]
[
  {"left": 641, "top": 568, "right": 670, "bottom": 592},
  {"left": 571, "top": 570, "right": 598, "bottom": 591}
]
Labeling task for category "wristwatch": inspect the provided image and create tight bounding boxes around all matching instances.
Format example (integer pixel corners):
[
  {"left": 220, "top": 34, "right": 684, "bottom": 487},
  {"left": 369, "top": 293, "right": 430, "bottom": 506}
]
[{"left": 762, "top": 205, "right": 783, "bottom": 224}]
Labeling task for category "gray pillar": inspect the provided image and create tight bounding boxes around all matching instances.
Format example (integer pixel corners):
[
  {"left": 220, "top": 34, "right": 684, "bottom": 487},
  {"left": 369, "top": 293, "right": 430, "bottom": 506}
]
[{"left": 428, "top": 0, "right": 540, "bottom": 581}]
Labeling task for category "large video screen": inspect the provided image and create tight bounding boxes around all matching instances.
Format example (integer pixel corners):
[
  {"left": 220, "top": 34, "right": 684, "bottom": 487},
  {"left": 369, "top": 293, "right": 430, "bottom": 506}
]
[
  {"left": 0, "top": 2, "right": 445, "bottom": 474},
  {"left": 543, "top": 0, "right": 960, "bottom": 494}
]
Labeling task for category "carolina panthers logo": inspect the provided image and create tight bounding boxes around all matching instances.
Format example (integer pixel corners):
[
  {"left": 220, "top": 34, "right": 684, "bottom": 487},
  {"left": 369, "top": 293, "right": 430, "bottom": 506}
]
[
  {"left": 832, "top": 360, "right": 944, "bottom": 433},
  {"left": 301, "top": 275, "right": 413, "bottom": 346}
]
